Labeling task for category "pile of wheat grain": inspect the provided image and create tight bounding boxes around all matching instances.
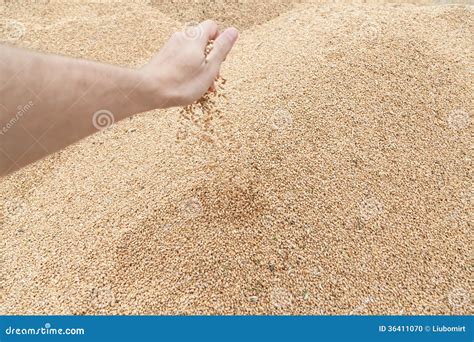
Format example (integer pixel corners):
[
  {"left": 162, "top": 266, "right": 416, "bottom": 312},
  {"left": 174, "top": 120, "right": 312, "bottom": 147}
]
[{"left": 0, "top": 1, "right": 472, "bottom": 315}]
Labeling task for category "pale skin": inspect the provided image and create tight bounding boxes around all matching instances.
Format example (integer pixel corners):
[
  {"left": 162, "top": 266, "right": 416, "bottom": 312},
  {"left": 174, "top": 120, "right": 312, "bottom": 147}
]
[{"left": 0, "top": 20, "right": 238, "bottom": 176}]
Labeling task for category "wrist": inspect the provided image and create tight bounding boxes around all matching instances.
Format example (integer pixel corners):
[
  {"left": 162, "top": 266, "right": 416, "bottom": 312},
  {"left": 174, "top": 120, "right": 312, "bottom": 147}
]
[
  {"left": 118, "top": 68, "right": 157, "bottom": 114},
  {"left": 134, "top": 67, "right": 170, "bottom": 110}
]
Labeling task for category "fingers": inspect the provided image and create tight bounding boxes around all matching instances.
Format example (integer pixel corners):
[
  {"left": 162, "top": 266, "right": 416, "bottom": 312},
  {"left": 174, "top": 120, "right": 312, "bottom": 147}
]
[
  {"left": 203, "top": 28, "right": 238, "bottom": 92},
  {"left": 198, "top": 20, "right": 219, "bottom": 49},
  {"left": 207, "top": 27, "right": 239, "bottom": 65}
]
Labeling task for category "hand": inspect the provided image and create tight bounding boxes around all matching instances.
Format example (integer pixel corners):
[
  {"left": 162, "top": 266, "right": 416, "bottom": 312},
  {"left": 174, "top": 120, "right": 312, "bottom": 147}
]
[{"left": 140, "top": 20, "right": 238, "bottom": 108}]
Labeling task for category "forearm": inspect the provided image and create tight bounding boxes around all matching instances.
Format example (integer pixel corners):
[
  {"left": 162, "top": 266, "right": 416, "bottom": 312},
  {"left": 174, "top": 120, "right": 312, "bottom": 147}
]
[
  {"left": 0, "top": 45, "right": 154, "bottom": 175},
  {"left": 0, "top": 22, "right": 237, "bottom": 176}
]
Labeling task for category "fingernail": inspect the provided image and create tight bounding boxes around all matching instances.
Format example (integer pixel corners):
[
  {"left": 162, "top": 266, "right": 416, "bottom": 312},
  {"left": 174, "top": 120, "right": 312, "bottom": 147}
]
[{"left": 226, "top": 27, "right": 239, "bottom": 42}]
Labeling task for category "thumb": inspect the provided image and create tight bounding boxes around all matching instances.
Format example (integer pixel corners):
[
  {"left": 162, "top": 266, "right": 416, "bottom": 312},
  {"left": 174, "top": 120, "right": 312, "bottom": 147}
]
[{"left": 207, "top": 27, "right": 239, "bottom": 64}]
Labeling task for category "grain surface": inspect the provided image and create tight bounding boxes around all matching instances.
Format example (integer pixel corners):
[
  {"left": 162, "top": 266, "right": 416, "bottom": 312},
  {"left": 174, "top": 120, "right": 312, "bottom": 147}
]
[{"left": 0, "top": 1, "right": 472, "bottom": 315}]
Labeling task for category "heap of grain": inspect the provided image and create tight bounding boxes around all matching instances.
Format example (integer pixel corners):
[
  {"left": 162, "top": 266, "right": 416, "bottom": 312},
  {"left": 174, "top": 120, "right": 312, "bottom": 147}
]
[{"left": 0, "top": 2, "right": 472, "bottom": 316}]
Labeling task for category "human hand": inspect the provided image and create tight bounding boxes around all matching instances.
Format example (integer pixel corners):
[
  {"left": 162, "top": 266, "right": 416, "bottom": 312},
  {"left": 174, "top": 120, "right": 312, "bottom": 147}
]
[{"left": 140, "top": 20, "right": 238, "bottom": 108}]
